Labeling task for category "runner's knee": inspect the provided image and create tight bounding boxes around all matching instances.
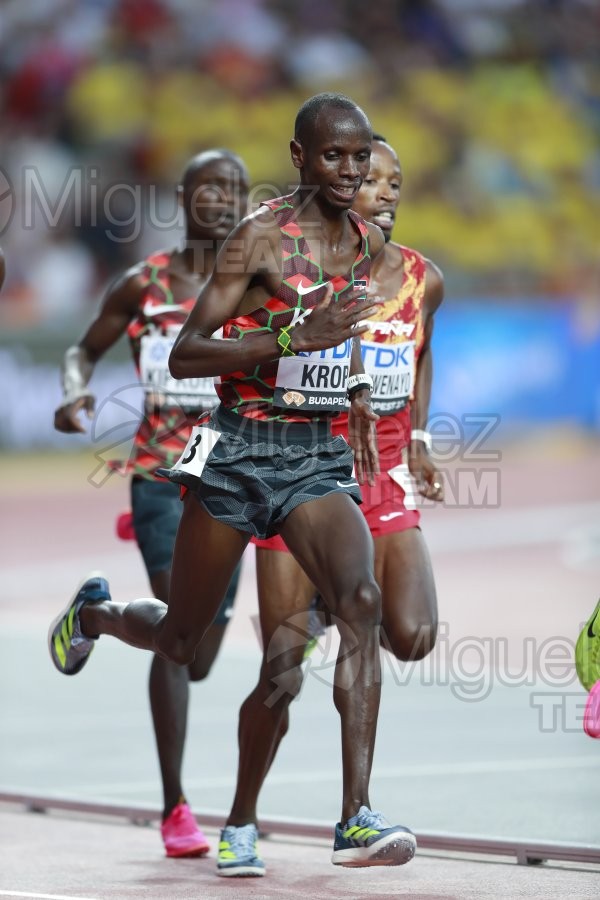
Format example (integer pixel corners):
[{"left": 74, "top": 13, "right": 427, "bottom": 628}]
[
  {"left": 336, "top": 580, "right": 382, "bottom": 629},
  {"left": 155, "top": 632, "right": 198, "bottom": 667},
  {"left": 187, "top": 658, "right": 211, "bottom": 681},
  {"left": 382, "top": 618, "right": 438, "bottom": 661},
  {"left": 187, "top": 625, "right": 227, "bottom": 681}
]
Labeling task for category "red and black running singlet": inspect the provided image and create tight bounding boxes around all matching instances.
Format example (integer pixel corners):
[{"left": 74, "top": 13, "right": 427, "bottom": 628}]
[
  {"left": 216, "top": 195, "right": 371, "bottom": 423},
  {"left": 115, "top": 251, "right": 218, "bottom": 478}
]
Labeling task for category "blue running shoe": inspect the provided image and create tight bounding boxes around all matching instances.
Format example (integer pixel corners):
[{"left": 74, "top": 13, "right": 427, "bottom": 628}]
[
  {"left": 332, "top": 805, "right": 416, "bottom": 867},
  {"left": 217, "top": 823, "right": 265, "bottom": 877},
  {"left": 48, "top": 572, "right": 110, "bottom": 675}
]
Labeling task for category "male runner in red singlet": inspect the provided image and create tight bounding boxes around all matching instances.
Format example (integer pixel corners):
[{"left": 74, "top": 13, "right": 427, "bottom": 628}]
[
  {"left": 241, "top": 136, "right": 444, "bottom": 820},
  {"left": 253, "top": 135, "right": 444, "bottom": 661},
  {"left": 52, "top": 150, "right": 250, "bottom": 857},
  {"left": 48, "top": 93, "right": 417, "bottom": 877}
]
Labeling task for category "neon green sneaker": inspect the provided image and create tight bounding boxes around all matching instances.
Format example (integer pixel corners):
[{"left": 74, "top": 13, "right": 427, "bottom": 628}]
[
  {"left": 48, "top": 572, "right": 109, "bottom": 675},
  {"left": 332, "top": 805, "right": 416, "bottom": 867},
  {"left": 217, "top": 824, "right": 265, "bottom": 877},
  {"left": 575, "top": 599, "right": 600, "bottom": 692}
]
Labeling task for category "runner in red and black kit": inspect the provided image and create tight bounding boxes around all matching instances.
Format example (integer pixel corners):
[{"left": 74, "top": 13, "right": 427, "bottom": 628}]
[
  {"left": 48, "top": 93, "right": 417, "bottom": 879},
  {"left": 254, "top": 135, "right": 444, "bottom": 656},
  {"left": 165, "top": 192, "right": 371, "bottom": 532},
  {"left": 248, "top": 134, "right": 444, "bottom": 797},
  {"left": 52, "top": 150, "right": 250, "bottom": 858}
]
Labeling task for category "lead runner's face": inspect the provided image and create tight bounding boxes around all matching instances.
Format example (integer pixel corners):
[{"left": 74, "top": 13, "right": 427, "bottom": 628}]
[{"left": 298, "top": 111, "right": 372, "bottom": 209}]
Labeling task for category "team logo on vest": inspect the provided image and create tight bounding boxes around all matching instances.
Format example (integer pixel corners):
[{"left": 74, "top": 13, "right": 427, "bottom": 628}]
[
  {"left": 359, "top": 320, "right": 415, "bottom": 337},
  {"left": 289, "top": 306, "right": 313, "bottom": 328},
  {"left": 282, "top": 390, "right": 306, "bottom": 406}
]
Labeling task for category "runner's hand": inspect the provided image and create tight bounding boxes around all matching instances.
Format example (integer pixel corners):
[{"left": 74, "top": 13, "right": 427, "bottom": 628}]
[
  {"left": 54, "top": 395, "right": 95, "bottom": 434},
  {"left": 408, "top": 443, "right": 444, "bottom": 501},
  {"left": 291, "top": 283, "right": 382, "bottom": 353},
  {"left": 348, "top": 391, "right": 379, "bottom": 486}
]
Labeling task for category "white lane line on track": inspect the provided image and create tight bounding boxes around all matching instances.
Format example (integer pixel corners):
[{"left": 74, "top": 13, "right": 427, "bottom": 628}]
[
  {"left": 0, "top": 892, "right": 98, "bottom": 900},
  {"left": 51, "top": 754, "right": 599, "bottom": 796},
  {"left": 423, "top": 501, "right": 600, "bottom": 554}
]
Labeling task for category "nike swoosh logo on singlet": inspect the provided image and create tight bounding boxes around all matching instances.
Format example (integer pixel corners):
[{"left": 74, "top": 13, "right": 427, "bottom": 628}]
[
  {"left": 297, "top": 281, "right": 325, "bottom": 296},
  {"left": 379, "top": 511, "right": 405, "bottom": 522},
  {"left": 143, "top": 301, "right": 187, "bottom": 317}
]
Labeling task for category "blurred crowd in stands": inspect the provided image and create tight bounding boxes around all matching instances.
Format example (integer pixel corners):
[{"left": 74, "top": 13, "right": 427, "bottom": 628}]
[{"left": 0, "top": 0, "right": 598, "bottom": 326}]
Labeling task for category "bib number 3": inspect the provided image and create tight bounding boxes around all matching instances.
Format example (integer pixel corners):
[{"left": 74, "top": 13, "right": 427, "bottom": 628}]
[{"left": 171, "top": 425, "right": 221, "bottom": 480}]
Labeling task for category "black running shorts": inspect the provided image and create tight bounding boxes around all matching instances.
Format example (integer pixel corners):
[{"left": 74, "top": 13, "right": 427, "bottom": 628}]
[{"left": 157, "top": 404, "right": 362, "bottom": 539}]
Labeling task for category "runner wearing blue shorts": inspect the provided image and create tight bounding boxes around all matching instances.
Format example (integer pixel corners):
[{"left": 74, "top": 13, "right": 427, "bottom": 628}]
[{"left": 52, "top": 150, "right": 249, "bottom": 857}]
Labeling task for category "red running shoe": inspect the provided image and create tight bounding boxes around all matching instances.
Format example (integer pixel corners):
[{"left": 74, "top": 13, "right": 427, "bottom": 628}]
[
  {"left": 583, "top": 681, "right": 600, "bottom": 739},
  {"left": 115, "top": 510, "right": 136, "bottom": 541},
  {"left": 161, "top": 803, "right": 210, "bottom": 858}
]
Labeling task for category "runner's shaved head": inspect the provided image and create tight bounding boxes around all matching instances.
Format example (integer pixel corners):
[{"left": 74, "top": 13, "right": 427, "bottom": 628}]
[
  {"left": 294, "top": 93, "right": 372, "bottom": 149},
  {"left": 181, "top": 150, "right": 248, "bottom": 197}
]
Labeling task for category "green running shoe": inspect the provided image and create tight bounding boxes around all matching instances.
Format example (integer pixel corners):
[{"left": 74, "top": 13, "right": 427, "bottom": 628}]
[
  {"left": 332, "top": 805, "right": 416, "bottom": 867},
  {"left": 575, "top": 599, "right": 600, "bottom": 692},
  {"left": 48, "top": 572, "right": 110, "bottom": 675}
]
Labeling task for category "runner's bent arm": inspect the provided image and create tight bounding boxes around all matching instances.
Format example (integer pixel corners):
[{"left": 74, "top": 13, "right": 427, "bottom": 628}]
[
  {"left": 347, "top": 336, "right": 379, "bottom": 485},
  {"left": 409, "top": 259, "right": 444, "bottom": 498},
  {"left": 345, "top": 222, "right": 385, "bottom": 483},
  {"left": 169, "top": 209, "right": 381, "bottom": 380},
  {"left": 54, "top": 269, "right": 144, "bottom": 434}
]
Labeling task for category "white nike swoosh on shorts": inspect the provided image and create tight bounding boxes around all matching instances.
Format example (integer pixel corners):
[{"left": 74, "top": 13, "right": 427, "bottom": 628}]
[
  {"left": 297, "top": 281, "right": 325, "bottom": 296},
  {"left": 143, "top": 301, "right": 187, "bottom": 317},
  {"left": 379, "top": 511, "right": 404, "bottom": 522},
  {"left": 337, "top": 480, "right": 358, "bottom": 488}
]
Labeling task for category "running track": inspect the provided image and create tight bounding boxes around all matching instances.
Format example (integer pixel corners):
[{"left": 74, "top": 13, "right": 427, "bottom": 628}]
[{"left": 1, "top": 433, "right": 599, "bottom": 898}]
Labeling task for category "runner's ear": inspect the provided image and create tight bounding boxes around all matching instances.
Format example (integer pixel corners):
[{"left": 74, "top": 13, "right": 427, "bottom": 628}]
[{"left": 290, "top": 139, "right": 303, "bottom": 170}]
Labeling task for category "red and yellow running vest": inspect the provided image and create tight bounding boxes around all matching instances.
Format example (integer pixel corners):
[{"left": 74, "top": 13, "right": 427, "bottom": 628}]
[{"left": 333, "top": 244, "right": 427, "bottom": 450}]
